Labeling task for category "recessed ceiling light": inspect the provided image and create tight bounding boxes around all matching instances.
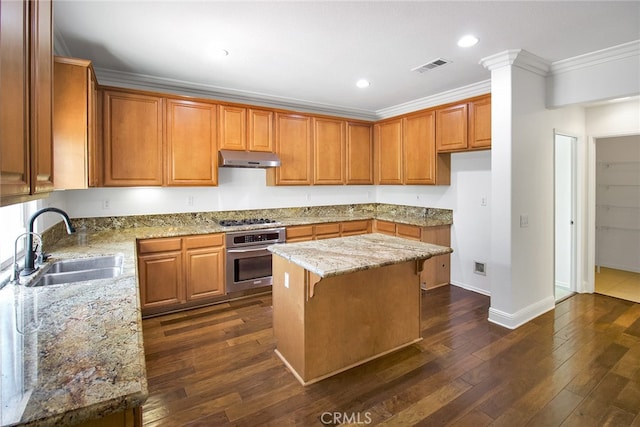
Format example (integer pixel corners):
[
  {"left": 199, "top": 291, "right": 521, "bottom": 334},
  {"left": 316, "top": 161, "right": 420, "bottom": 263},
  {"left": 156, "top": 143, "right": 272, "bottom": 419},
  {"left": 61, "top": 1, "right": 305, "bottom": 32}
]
[
  {"left": 356, "top": 79, "right": 370, "bottom": 88},
  {"left": 457, "top": 35, "right": 479, "bottom": 48}
]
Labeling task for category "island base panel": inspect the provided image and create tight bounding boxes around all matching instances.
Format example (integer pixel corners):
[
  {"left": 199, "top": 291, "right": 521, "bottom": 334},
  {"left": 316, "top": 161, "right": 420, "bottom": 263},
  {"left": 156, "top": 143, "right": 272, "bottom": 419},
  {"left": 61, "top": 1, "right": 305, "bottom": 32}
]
[{"left": 272, "top": 256, "right": 422, "bottom": 384}]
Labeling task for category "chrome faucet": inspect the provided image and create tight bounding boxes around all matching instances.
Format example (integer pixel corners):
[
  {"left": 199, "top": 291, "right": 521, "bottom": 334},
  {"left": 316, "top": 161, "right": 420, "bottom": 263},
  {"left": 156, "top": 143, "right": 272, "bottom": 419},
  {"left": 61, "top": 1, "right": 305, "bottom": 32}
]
[
  {"left": 12, "top": 232, "right": 42, "bottom": 283},
  {"left": 21, "top": 207, "right": 75, "bottom": 276}
]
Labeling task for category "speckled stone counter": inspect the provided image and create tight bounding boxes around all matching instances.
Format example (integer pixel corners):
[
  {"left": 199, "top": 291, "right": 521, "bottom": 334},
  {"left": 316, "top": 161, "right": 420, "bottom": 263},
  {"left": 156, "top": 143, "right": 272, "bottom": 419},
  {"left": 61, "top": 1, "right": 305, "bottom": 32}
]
[
  {"left": 0, "top": 236, "right": 146, "bottom": 426},
  {"left": 267, "top": 233, "right": 453, "bottom": 278},
  {"left": 0, "top": 203, "right": 452, "bottom": 424},
  {"left": 269, "top": 233, "right": 453, "bottom": 385}
]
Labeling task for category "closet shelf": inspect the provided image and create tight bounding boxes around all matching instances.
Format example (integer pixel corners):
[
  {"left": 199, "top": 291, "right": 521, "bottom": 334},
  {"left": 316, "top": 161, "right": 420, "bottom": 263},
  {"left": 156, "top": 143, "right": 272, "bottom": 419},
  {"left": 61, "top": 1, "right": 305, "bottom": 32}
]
[
  {"left": 596, "top": 225, "right": 640, "bottom": 232},
  {"left": 597, "top": 204, "right": 640, "bottom": 210}
]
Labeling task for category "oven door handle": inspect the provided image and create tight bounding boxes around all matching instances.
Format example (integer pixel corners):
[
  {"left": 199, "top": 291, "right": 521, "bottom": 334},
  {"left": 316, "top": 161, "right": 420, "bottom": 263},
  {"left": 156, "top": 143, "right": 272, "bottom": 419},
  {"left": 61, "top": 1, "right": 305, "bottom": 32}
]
[{"left": 227, "top": 247, "right": 270, "bottom": 254}]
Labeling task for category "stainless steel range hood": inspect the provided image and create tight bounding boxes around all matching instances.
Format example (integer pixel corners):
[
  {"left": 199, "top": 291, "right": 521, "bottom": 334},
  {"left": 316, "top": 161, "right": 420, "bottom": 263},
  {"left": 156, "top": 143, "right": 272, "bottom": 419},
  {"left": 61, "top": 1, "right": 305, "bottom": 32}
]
[{"left": 218, "top": 150, "right": 281, "bottom": 168}]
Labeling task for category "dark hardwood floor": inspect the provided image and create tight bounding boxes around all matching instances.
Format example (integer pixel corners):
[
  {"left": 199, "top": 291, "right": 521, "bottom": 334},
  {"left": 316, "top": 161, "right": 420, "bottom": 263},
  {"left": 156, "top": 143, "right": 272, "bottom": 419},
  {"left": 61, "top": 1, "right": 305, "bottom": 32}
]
[{"left": 141, "top": 286, "right": 640, "bottom": 426}]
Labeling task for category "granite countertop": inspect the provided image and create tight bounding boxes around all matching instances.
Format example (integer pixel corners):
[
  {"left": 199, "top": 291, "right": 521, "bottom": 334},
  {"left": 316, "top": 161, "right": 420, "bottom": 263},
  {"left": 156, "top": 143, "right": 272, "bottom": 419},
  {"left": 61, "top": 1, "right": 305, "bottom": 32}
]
[
  {"left": 267, "top": 233, "right": 453, "bottom": 278},
  {"left": 0, "top": 237, "right": 147, "bottom": 427},
  {"left": 0, "top": 206, "right": 452, "bottom": 426}
]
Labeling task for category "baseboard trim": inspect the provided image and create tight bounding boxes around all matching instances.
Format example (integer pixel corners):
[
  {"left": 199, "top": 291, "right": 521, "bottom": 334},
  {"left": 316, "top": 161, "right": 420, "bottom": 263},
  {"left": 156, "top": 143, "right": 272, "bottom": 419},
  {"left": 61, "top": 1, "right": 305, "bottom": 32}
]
[
  {"left": 488, "top": 295, "right": 556, "bottom": 330},
  {"left": 450, "top": 281, "right": 491, "bottom": 296}
]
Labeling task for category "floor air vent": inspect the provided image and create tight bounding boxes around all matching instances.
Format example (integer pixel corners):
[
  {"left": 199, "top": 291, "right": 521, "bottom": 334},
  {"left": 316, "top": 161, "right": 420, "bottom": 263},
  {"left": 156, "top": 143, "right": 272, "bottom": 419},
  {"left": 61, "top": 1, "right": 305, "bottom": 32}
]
[{"left": 411, "top": 58, "right": 451, "bottom": 73}]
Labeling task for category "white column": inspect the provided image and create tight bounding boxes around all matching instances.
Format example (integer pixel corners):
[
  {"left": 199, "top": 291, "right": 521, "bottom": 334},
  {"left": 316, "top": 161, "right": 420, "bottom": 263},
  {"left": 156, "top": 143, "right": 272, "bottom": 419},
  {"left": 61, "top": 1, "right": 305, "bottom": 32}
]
[{"left": 480, "top": 50, "right": 557, "bottom": 328}]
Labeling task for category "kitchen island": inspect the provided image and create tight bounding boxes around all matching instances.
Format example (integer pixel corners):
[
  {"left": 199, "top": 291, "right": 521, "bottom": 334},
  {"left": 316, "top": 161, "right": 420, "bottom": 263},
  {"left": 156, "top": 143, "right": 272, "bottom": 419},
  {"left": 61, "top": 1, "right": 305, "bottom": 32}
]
[{"left": 268, "top": 233, "right": 452, "bottom": 385}]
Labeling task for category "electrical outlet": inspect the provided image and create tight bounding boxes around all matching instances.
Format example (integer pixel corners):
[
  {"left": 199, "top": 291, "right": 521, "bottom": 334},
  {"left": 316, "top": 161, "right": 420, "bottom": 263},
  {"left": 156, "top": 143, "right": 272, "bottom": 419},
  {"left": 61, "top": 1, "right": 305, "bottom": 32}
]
[
  {"left": 102, "top": 200, "right": 110, "bottom": 210},
  {"left": 520, "top": 214, "right": 529, "bottom": 228},
  {"left": 187, "top": 196, "right": 194, "bottom": 206},
  {"left": 481, "top": 196, "right": 487, "bottom": 206}
]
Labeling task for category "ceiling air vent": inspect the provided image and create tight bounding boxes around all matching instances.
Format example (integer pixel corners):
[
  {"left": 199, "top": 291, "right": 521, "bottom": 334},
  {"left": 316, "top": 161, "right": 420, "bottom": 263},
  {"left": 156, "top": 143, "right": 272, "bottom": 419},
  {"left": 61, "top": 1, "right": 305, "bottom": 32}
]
[{"left": 411, "top": 58, "right": 451, "bottom": 73}]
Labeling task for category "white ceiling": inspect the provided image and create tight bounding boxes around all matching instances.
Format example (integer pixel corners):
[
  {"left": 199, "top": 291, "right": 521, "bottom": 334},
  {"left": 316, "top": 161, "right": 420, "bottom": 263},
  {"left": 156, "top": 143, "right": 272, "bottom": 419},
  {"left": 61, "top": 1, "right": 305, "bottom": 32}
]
[{"left": 54, "top": 1, "right": 640, "bottom": 119}]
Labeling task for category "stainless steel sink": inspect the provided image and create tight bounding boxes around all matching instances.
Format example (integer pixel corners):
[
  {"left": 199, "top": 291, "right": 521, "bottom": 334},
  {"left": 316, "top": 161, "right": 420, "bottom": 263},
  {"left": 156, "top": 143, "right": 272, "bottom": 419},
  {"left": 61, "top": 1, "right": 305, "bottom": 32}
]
[
  {"left": 30, "top": 255, "right": 124, "bottom": 287},
  {"left": 45, "top": 254, "right": 124, "bottom": 273}
]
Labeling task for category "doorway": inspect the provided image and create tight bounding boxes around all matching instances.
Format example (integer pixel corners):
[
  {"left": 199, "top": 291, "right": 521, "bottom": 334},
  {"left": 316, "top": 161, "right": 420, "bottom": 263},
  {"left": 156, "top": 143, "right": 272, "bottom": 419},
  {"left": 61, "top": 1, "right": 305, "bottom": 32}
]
[
  {"left": 594, "top": 134, "right": 640, "bottom": 303},
  {"left": 554, "top": 132, "right": 577, "bottom": 302}
]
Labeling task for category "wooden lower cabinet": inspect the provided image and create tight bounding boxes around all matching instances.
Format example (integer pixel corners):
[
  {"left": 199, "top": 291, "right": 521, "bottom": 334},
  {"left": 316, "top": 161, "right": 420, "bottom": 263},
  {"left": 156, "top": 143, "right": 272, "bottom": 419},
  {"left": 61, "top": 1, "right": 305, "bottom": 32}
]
[
  {"left": 137, "top": 234, "right": 225, "bottom": 316},
  {"left": 286, "top": 220, "right": 372, "bottom": 242},
  {"left": 340, "top": 220, "right": 371, "bottom": 236},
  {"left": 184, "top": 234, "right": 225, "bottom": 300},
  {"left": 374, "top": 220, "right": 451, "bottom": 289},
  {"left": 314, "top": 223, "right": 341, "bottom": 240}
]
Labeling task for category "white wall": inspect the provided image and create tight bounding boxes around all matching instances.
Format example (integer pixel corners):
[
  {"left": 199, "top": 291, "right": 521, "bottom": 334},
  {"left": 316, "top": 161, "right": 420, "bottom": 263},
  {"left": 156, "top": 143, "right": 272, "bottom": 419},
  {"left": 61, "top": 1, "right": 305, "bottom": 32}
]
[
  {"left": 43, "top": 152, "right": 493, "bottom": 294},
  {"left": 547, "top": 41, "right": 640, "bottom": 108},
  {"left": 61, "top": 168, "right": 375, "bottom": 218},
  {"left": 377, "top": 150, "right": 492, "bottom": 295}
]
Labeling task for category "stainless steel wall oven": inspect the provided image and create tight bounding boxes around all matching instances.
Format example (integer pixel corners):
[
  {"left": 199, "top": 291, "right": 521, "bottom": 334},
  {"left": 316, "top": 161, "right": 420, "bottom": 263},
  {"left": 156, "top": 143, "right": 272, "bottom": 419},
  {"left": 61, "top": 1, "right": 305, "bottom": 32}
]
[{"left": 225, "top": 227, "right": 285, "bottom": 293}]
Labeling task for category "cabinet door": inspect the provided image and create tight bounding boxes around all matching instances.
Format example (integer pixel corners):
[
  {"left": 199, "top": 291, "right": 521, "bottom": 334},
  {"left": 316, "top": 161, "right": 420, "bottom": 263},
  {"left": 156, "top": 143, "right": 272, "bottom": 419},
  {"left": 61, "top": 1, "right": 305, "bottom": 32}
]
[
  {"left": 185, "top": 246, "right": 225, "bottom": 300},
  {"left": 53, "top": 57, "right": 97, "bottom": 189},
  {"left": 268, "top": 113, "right": 312, "bottom": 185},
  {"left": 346, "top": 122, "right": 373, "bottom": 185},
  {"left": 403, "top": 111, "right": 436, "bottom": 185},
  {"left": 166, "top": 99, "right": 217, "bottom": 186},
  {"left": 469, "top": 95, "right": 491, "bottom": 149},
  {"left": 313, "top": 117, "right": 345, "bottom": 185},
  {"left": 0, "top": 0, "right": 30, "bottom": 201},
  {"left": 138, "top": 251, "right": 184, "bottom": 312},
  {"left": 436, "top": 103, "right": 467, "bottom": 152},
  {"left": 420, "top": 225, "right": 451, "bottom": 289},
  {"left": 375, "top": 119, "right": 403, "bottom": 184},
  {"left": 248, "top": 108, "right": 273, "bottom": 152},
  {"left": 218, "top": 105, "right": 246, "bottom": 151},
  {"left": 29, "top": 0, "right": 54, "bottom": 194},
  {"left": 103, "top": 91, "right": 163, "bottom": 186}
]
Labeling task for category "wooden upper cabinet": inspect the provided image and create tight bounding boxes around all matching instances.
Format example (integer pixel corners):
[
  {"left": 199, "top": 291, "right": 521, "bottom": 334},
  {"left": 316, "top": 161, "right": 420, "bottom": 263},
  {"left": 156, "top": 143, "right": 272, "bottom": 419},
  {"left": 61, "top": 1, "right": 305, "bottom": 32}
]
[
  {"left": 0, "top": 0, "right": 30, "bottom": 201},
  {"left": 346, "top": 122, "right": 373, "bottom": 185},
  {"left": 436, "top": 103, "right": 468, "bottom": 152},
  {"left": 403, "top": 110, "right": 436, "bottom": 185},
  {"left": 268, "top": 113, "right": 313, "bottom": 185},
  {"left": 103, "top": 90, "right": 164, "bottom": 186},
  {"left": 375, "top": 119, "right": 403, "bottom": 184},
  {"left": 219, "top": 105, "right": 274, "bottom": 153},
  {"left": 53, "top": 57, "right": 99, "bottom": 189},
  {"left": 166, "top": 99, "right": 217, "bottom": 186},
  {"left": 469, "top": 95, "right": 492, "bottom": 149},
  {"left": 313, "top": 117, "right": 345, "bottom": 185},
  {"left": 218, "top": 105, "right": 246, "bottom": 151},
  {"left": 248, "top": 108, "right": 273, "bottom": 152},
  {"left": 29, "top": 0, "right": 54, "bottom": 195}
]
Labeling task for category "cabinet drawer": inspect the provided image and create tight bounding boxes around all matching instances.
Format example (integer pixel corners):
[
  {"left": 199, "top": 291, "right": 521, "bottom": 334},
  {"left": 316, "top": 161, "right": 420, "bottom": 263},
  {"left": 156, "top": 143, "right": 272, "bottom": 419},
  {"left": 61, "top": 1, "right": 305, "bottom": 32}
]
[
  {"left": 374, "top": 220, "right": 396, "bottom": 235},
  {"left": 341, "top": 220, "right": 371, "bottom": 235},
  {"left": 286, "top": 225, "right": 314, "bottom": 241},
  {"left": 396, "top": 224, "right": 422, "bottom": 241},
  {"left": 184, "top": 233, "right": 224, "bottom": 249},
  {"left": 138, "top": 237, "right": 182, "bottom": 254},
  {"left": 315, "top": 223, "right": 341, "bottom": 236}
]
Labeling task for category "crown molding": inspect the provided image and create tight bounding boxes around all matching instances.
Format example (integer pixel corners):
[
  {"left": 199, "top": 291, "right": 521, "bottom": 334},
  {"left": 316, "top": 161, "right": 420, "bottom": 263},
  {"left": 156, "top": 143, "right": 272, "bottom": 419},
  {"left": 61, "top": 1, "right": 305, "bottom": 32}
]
[
  {"left": 550, "top": 39, "right": 640, "bottom": 75},
  {"left": 53, "top": 30, "right": 72, "bottom": 57},
  {"left": 94, "top": 67, "right": 379, "bottom": 121},
  {"left": 375, "top": 80, "right": 491, "bottom": 120},
  {"left": 480, "top": 49, "right": 550, "bottom": 76}
]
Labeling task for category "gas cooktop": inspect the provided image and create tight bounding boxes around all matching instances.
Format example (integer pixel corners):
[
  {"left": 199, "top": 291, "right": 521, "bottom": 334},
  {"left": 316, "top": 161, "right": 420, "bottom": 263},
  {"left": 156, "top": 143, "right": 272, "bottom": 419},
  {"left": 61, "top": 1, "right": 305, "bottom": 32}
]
[{"left": 218, "top": 218, "right": 280, "bottom": 227}]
